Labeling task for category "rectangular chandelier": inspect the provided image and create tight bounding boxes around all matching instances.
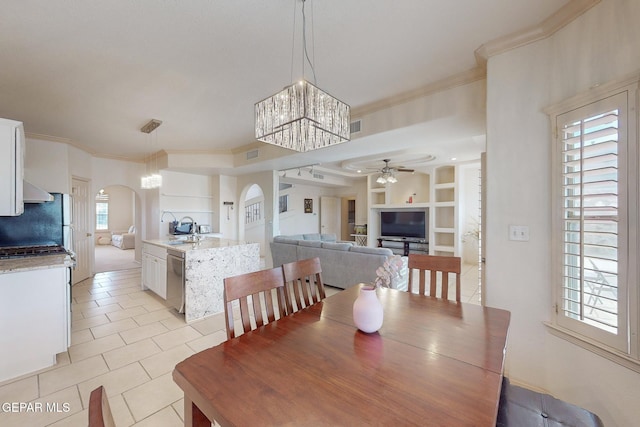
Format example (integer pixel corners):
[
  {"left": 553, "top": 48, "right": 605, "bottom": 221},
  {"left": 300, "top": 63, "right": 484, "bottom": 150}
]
[{"left": 255, "top": 80, "right": 350, "bottom": 152}]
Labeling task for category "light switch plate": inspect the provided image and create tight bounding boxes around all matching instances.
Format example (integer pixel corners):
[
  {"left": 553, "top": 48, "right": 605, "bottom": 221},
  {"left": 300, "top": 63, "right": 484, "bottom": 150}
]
[{"left": 509, "top": 225, "right": 530, "bottom": 241}]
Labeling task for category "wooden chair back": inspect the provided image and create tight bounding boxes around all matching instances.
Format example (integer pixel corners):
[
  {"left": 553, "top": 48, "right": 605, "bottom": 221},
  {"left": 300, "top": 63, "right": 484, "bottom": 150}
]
[
  {"left": 407, "top": 254, "right": 462, "bottom": 302},
  {"left": 88, "top": 385, "right": 116, "bottom": 427},
  {"left": 281, "top": 257, "right": 326, "bottom": 314},
  {"left": 223, "top": 267, "right": 287, "bottom": 339}
]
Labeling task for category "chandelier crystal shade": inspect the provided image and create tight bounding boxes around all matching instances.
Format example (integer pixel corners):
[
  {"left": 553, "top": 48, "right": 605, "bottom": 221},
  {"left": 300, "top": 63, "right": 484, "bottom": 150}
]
[
  {"left": 255, "top": 0, "right": 350, "bottom": 152},
  {"left": 255, "top": 80, "right": 350, "bottom": 152}
]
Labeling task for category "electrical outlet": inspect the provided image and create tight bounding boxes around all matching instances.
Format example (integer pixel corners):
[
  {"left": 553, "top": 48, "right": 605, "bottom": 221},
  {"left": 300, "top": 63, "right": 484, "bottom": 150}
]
[{"left": 509, "top": 225, "right": 530, "bottom": 241}]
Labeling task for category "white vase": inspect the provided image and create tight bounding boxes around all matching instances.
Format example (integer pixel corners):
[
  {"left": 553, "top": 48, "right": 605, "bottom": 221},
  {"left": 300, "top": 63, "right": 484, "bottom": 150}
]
[{"left": 353, "top": 286, "right": 384, "bottom": 333}]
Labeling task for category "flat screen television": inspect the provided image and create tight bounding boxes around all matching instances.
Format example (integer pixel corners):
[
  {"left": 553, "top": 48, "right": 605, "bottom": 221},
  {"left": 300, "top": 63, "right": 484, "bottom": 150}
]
[{"left": 380, "top": 211, "right": 426, "bottom": 239}]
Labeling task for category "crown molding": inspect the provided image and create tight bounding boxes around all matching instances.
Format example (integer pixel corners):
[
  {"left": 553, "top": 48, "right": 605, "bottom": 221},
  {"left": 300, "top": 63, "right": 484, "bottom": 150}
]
[
  {"left": 351, "top": 67, "right": 486, "bottom": 119},
  {"left": 475, "top": 0, "right": 601, "bottom": 65}
]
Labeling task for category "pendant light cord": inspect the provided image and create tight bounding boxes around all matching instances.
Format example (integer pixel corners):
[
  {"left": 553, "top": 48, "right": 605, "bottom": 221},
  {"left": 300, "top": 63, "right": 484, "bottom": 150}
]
[
  {"left": 290, "top": 0, "right": 317, "bottom": 85},
  {"left": 301, "top": 0, "right": 317, "bottom": 85}
]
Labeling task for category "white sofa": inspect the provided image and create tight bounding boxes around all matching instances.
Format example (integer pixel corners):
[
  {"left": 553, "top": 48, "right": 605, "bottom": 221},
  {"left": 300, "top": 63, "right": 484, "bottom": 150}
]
[
  {"left": 270, "top": 233, "right": 408, "bottom": 290},
  {"left": 111, "top": 226, "right": 135, "bottom": 249}
]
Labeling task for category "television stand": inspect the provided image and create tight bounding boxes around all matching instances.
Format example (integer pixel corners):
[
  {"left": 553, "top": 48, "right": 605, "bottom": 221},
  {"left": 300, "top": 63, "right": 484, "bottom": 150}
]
[{"left": 377, "top": 237, "right": 429, "bottom": 256}]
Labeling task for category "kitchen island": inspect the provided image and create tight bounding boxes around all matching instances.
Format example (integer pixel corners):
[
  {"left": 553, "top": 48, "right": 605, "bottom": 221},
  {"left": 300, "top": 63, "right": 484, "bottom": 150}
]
[
  {"left": 0, "top": 254, "right": 73, "bottom": 382},
  {"left": 143, "top": 238, "right": 260, "bottom": 322}
]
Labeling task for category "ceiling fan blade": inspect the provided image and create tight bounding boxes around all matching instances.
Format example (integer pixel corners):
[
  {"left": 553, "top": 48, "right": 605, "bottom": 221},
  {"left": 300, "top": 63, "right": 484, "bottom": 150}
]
[{"left": 396, "top": 167, "right": 415, "bottom": 172}]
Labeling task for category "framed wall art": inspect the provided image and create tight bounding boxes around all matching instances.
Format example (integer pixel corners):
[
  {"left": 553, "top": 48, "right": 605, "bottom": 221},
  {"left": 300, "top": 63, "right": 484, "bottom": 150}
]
[{"left": 304, "top": 198, "right": 313, "bottom": 213}]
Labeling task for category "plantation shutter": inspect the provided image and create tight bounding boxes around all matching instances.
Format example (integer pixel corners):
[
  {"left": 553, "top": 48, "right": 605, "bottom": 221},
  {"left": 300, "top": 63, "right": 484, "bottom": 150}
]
[{"left": 556, "top": 91, "right": 628, "bottom": 352}]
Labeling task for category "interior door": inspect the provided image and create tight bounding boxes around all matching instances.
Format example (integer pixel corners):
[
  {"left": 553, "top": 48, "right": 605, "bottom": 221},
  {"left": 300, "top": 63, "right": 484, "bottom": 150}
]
[
  {"left": 72, "top": 177, "right": 91, "bottom": 283},
  {"left": 320, "top": 196, "right": 341, "bottom": 236}
]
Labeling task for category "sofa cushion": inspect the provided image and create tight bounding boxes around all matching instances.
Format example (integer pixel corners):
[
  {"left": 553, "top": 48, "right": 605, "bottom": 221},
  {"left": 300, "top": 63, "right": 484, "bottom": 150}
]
[
  {"left": 273, "top": 236, "right": 300, "bottom": 244},
  {"left": 303, "top": 233, "right": 321, "bottom": 241},
  {"left": 320, "top": 233, "right": 337, "bottom": 242},
  {"left": 349, "top": 246, "right": 394, "bottom": 256},
  {"left": 298, "top": 240, "right": 323, "bottom": 248},
  {"left": 321, "top": 242, "right": 352, "bottom": 251}
]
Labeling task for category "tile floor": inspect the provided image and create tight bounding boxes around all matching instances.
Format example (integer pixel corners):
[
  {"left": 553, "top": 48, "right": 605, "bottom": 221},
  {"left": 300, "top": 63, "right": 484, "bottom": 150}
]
[{"left": 0, "top": 262, "right": 481, "bottom": 426}]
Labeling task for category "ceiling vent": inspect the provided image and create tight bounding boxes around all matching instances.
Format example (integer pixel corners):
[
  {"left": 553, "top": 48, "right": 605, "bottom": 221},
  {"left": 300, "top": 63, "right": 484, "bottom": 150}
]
[
  {"left": 313, "top": 173, "right": 325, "bottom": 180},
  {"left": 350, "top": 120, "right": 362, "bottom": 134},
  {"left": 246, "top": 149, "right": 259, "bottom": 160}
]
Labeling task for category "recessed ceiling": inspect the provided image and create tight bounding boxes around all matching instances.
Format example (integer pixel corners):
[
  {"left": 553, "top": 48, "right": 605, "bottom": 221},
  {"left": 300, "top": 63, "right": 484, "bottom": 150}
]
[{"left": 0, "top": 0, "right": 571, "bottom": 171}]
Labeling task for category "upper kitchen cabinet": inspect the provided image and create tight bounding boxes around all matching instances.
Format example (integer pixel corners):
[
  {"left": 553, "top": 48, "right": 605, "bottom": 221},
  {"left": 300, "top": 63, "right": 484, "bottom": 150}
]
[{"left": 0, "top": 118, "right": 24, "bottom": 216}]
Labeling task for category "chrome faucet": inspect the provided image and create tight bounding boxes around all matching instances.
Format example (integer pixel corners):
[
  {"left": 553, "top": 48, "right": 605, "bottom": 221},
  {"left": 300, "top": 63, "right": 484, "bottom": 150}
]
[{"left": 178, "top": 216, "right": 199, "bottom": 240}]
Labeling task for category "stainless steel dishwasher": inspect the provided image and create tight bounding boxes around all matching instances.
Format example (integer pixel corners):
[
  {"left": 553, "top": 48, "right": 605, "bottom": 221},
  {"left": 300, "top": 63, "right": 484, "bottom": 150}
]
[{"left": 166, "top": 249, "right": 185, "bottom": 313}]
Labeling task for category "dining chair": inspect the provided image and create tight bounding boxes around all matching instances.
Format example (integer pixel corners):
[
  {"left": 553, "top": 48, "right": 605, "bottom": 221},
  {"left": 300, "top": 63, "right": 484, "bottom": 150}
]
[
  {"left": 281, "top": 257, "right": 326, "bottom": 314},
  {"left": 88, "top": 385, "right": 116, "bottom": 427},
  {"left": 407, "top": 254, "right": 461, "bottom": 302},
  {"left": 223, "top": 267, "right": 287, "bottom": 339}
]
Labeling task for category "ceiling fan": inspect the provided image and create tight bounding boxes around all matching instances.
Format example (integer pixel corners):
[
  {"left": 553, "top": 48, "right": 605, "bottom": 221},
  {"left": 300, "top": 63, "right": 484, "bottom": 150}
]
[{"left": 373, "top": 159, "right": 414, "bottom": 184}]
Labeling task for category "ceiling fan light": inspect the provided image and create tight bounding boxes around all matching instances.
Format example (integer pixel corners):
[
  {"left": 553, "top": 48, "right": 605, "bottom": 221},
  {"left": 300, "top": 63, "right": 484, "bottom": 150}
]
[
  {"left": 376, "top": 175, "right": 387, "bottom": 184},
  {"left": 387, "top": 174, "right": 398, "bottom": 184}
]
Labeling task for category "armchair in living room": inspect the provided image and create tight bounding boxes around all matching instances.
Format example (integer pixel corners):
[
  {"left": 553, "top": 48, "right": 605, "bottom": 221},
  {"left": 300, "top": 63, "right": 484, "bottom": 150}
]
[{"left": 111, "top": 225, "right": 135, "bottom": 249}]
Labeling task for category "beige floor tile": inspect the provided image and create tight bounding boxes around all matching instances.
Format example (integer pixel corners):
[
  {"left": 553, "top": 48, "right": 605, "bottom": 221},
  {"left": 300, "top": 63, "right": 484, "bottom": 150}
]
[
  {"left": 109, "top": 393, "right": 136, "bottom": 427},
  {"left": 133, "top": 406, "right": 183, "bottom": 427},
  {"left": 106, "top": 306, "right": 149, "bottom": 322},
  {"left": 190, "top": 313, "right": 226, "bottom": 336},
  {"left": 82, "top": 302, "right": 125, "bottom": 318},
  {"left": 71, "top": 310, "right": 84, "bottom": 321},
  {"left": 39, "top": 355, "right": 108, "bottom": 396},
  {"left": 0, "top": 375, "right": 38, "bottom": 403},
  {"left": 172, "top": 399, "right": 183, "bottom": 421},
  {"left": 140, "top": 344, "right": 194, "bottom": 379},
  {"left": 123, "top": 373, "right": 183, "bottom": 422},
  {"left": 118, "top": 296, "right": 151, "bottom": 309},
  {"left": 91, "top": 318, "right": 139, "bottom": 339},
  {"left": 72, "top": 300, "right": 99, "bottom": 312},
  {"left": 120, "top": 322, "right": 170, "bottom": 344},
  {"left": 108, "top": 287, "right": 145, "bottom": 297},
  {"left": 71, "top": 329, "right": 94, "bottom": 346},
  {"left": 160, "top": 315, "right": 188, "bottom": 331},
  {"left": 94, "top": 294, "right": 129, "bottom": 306},
  {"left": 103, "top": 338, "right": 162, "bottom": 371},
  {"left": 68, "top": 334, "right": 126, "bottom": 363},
  {"left": 74, "top": 290, "right": 110, "bottom": 303},
  {"left": 143, "top": 300, "right": 174, "bottom": 312},
  {"left": 186, "top": 330, "right": 227, "bottom": 353},
  {"left": 71, "top": 313, "right": 110, "bottom": 332},
  {"left": 0, "top": 385, "right": 83, "bottom": 427},
  {"left": 129, "top": 289, "right": 159, "bottom": 300},
  {"left": 47, "top": 408, "right": 87, "bottom": 427},
  {"left": 134, "top": 309, "right": 179, "bottom": 326},
  {"left": 152, "top": 326, "right": 202, "bottom": 351},
  {"left": 77, "top": 363, "right": 150, "bottom": 407}
]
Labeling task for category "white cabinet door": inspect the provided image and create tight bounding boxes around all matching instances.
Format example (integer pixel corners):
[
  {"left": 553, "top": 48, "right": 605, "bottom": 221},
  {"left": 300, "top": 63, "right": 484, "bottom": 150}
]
[
  {"left": 0, "top": 118, "right": 24, "bottom": 216},
  {"left": 142, "top": 245, "right": 168, "bottom": 299},
  {"left": 156, "top": 257, "right": 167, "bottom": 299},
  {"left": 0, "top": 267, "right": 67, "bottom": 382}
]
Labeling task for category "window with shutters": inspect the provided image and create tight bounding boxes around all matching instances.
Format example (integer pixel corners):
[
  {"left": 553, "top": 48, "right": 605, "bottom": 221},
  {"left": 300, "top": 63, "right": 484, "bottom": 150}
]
[{"left": 548, "top": 78, "right": 639, "bottom": 370}]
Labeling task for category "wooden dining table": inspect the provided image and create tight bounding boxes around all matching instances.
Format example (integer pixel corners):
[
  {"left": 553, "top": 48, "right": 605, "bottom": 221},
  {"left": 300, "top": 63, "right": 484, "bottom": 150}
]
[{"left": 173, "top": 284, "right": 511, "bottom": 426}]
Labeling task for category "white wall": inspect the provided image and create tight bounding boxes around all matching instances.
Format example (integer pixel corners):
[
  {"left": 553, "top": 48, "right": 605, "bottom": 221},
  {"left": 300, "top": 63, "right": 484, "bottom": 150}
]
[
  {"left": 485, "top": 1, "right": 640, "bottom": 425},
  {"left": 24, "top": 138, "right": 69, "bottom": 193},
  {"left": 277, "top": 183, "right": 336, "bottom": 236}
]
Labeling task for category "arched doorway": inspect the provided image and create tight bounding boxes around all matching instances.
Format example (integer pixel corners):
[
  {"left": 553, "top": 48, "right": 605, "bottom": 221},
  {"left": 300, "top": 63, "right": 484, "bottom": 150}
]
[{"left": 94, "top": 185, "right": 140, "bottom": 273}]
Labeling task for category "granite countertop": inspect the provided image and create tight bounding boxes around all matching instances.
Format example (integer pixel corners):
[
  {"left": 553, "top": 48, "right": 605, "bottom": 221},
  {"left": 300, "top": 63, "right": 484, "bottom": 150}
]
[
  {"left": 0, "top": 254, "right": 74, "bottom": 274},
  {"left": 144, "top": 237, "right": 254, "bottom": 253}
]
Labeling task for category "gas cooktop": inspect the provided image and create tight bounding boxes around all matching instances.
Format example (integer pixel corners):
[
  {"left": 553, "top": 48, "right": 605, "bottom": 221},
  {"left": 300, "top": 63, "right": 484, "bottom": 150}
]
[{"left": 0, "top": 245, "right": 69, "bottom": 260}]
